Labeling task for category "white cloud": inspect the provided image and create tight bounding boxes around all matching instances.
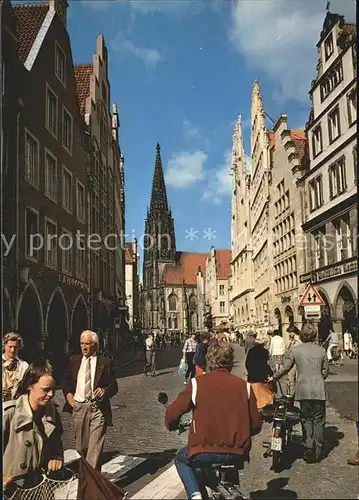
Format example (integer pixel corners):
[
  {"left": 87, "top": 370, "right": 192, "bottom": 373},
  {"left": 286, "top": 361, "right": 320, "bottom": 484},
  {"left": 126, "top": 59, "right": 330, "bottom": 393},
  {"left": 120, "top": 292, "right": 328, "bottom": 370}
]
[
  {"left": 230, "top": 0, "right": 356, "bottom": 102},
  {"left": 165, "top": 151, "right": 207, "bottom": 188},
  {"left": 183, "top": 120, "right": 201, "bottom": 142},
  {"left": 125, "top": 0, "right": 205, "bottom": 16},
  {"left": 202, "top": 150, "right": 232, "bottom": 205},
  {"left": 110, "top": 32, "right": 164, "bottom": 68}
]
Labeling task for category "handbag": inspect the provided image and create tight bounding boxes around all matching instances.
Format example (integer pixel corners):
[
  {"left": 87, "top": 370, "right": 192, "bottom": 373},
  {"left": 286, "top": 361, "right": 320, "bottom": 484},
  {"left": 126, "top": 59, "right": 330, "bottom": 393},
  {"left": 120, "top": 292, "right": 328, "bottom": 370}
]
[{"left": 178, "top": 359, "right": 188, "bottom": 376}]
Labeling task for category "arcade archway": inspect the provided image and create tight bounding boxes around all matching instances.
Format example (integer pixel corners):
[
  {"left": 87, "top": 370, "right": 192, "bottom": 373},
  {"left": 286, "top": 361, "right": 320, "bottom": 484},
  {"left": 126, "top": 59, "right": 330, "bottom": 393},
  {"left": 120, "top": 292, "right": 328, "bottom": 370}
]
[
  {"left": 70, "top": 296, "right": 89, "bottom": 354},
  {"left": 335, "top": 285, "right": 356, "bottom": 334},
  {"left": 18, "top": 285, "right": 42, "bottom": 362},
  {"left": 45, "top": 289, "right": 68, "bottom": 379},
  {"left": 273, "top": 308, "right": 283, "bottom": 336},
  {"left": 2, "top": 288, "right": 12, "bottom": 335}
]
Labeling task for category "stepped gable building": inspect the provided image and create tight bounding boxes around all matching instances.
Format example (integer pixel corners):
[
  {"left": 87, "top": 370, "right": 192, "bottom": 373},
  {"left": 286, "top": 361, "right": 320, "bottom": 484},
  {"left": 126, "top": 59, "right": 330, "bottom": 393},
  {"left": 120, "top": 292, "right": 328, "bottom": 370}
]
[
  {"left": 269, "top": 117, "right": 308, "bottom": 339},
  {"left": 299, "top": 11, "right": 357, "bottom": 337},
  {"left": 2, "top": 0, "right": 90, "bottom": 364},
  {"left": 230, "top": 116, "right": 254, "bottom": 332},
  {"left": 142, "top": 144, "right": 208, "bottom": 333},
  {"left": 74, "top": 35, "right": 126, "bottom": 354}
]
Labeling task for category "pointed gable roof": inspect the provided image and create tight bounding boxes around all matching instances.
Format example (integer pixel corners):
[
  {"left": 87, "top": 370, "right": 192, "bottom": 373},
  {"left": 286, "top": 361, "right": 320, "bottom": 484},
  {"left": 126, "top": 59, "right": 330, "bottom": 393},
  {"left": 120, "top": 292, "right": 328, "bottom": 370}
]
[
  {"left": 13, "top": 3, "right": 49, "bottom": 63},
  {"left": 74, "top": 64, "right": 93, "bottom": 117},
  {"left": 149, "top": 143, "right": 169, "bottom": 213}
]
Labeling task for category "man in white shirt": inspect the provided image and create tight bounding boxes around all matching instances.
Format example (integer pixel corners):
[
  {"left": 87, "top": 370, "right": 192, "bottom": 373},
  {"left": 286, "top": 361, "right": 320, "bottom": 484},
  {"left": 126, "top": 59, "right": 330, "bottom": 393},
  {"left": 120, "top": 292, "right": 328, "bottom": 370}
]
[
  {"left": 269, "top": 329, "right": 286, "bottom": 371},
  {"left": 62, "top": 330, "right": 118, "bottom": 470},
  {"left": 144, "top": 332, "right": 156, "bottom": 376},
  {"left": 324, "top": 330, "right": 339, "bottom": 362}
]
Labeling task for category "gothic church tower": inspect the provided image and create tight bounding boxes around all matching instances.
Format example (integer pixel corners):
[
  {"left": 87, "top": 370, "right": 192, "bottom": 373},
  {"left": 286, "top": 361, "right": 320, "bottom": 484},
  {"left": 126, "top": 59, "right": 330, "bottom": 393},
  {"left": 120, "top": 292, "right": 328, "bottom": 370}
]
[{"left": 143, "top": 144, "right": 176, "bottom": 328}]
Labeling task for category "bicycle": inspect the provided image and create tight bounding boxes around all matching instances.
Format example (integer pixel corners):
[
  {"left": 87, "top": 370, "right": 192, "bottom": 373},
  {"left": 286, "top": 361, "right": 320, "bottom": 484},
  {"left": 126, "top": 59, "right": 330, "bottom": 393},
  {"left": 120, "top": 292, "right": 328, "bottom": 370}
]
[{"left": 331, "top": 346, "right": 344, "bottom": 367}]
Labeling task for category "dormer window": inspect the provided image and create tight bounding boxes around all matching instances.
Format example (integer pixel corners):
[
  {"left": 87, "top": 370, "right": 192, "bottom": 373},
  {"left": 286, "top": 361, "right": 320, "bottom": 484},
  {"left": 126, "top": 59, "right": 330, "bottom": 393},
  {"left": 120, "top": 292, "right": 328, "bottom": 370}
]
[{"left": 324, "top": 32, "right": 334, "bottom": 61}]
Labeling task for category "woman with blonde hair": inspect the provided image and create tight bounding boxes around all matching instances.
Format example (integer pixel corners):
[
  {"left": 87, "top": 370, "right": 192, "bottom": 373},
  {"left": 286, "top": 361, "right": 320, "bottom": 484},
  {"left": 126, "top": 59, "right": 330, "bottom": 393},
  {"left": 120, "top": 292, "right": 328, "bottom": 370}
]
[{"left": 2, "top": 332, "right": 29, "bottom": 401}]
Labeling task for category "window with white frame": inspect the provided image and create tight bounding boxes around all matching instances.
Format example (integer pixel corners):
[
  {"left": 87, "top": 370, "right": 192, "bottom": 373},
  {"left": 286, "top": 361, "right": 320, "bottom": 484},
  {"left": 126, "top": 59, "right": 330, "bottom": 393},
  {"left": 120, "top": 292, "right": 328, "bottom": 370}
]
[
  {"left": 219, "top": 284, "right": 225, "bottom": 296},
  {"left": 62, "top": 167, "right": 72, "bottom": 212},
  {"left": 342, "top": 213, "right": 353, "bottom": 259},
  {"left": 62, "top": 107, "right": 73, "bottom": 153},
  {"left": 347, "top": 88, "right": 357, "bottom": 125},
  {"left": 333, "top": 220, "right": 343, "bottom": 262},
  {"left": 328, "top": 106, "right": 341, "bottom": 143},
  {"left": 45, "top": 219, "right": 57, "bottom": 267},
  {"left": 55, "top": 43, "right": 66, "bottom": 85},
  {"left": 313, "top": 228, "right": 327, "bottom": 268},
  {"left": 25, "top": 131, "right": 39, "bottom": 187},
  {"left": 61, "top": 229, "right": 72, "bottom": 273},
  {"left": 320, "top": 61, "right": 343, "bottom": 101},
  {"left": 76, "top": 182, "right": 85, "bottom": 221},
  {"left": 46, "top": 85, "right": 57, "bottom": 136},
  {"left": 308, "top": 176, "right": 323, "bottom": 212},
  {"left": 25, "top": 207, "right": 39, "bottom": 260},
  {"left": 324, "top": 33, "right": 334, "bottom": 60},
  {"left": 45, "top": 150, "right": 57, "bottom": 201},
  {"left": 329, "top": 157, "right": 346, "bottom": 199},
  {"left": 311, "top": 125, "right": 323, "bottom": 157},
  {"left": 76, "top": 239, "right": 86, "bottom": 279},
  {"left": 220, "top": 301, "right": 225, "bottom": 313}
]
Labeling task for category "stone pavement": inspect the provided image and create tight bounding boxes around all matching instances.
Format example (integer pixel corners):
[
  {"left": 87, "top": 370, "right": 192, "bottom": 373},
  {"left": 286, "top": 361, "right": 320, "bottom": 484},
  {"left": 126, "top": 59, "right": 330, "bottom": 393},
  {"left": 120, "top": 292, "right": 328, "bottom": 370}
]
[{"left": 56, "top": 344, "right": 359, "bottom": 499}]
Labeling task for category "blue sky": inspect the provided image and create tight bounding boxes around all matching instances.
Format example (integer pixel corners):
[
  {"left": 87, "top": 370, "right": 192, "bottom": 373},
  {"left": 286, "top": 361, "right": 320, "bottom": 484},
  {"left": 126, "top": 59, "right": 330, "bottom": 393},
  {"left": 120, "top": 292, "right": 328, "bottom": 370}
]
[{"left": 67, "top": 0, "right": 355, "bottom": 257}]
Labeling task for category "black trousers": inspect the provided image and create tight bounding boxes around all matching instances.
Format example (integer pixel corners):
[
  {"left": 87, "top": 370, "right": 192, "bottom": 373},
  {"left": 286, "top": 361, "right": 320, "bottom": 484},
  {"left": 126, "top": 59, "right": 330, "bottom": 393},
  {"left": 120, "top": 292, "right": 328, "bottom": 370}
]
[
  {"left": 185, "top": 352, "right": 196, "bottom": 380},
  {"left": 300, "top": 400, "right": 326, "bottom": 451}
]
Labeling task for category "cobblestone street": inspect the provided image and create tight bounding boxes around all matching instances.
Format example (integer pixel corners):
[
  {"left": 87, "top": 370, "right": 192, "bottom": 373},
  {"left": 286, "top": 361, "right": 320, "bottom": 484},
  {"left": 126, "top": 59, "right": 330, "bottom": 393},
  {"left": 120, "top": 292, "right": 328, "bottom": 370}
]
[{"left": 56, "top": 344, "right": 359, "bottom": 498}]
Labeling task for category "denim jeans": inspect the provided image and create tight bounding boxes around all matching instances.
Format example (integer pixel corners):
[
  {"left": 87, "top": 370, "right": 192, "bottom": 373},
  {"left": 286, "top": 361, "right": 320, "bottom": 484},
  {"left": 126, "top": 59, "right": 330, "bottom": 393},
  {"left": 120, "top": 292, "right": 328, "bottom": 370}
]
[{"left": 174, "top": 447, "right": 243, "bottom": 498}]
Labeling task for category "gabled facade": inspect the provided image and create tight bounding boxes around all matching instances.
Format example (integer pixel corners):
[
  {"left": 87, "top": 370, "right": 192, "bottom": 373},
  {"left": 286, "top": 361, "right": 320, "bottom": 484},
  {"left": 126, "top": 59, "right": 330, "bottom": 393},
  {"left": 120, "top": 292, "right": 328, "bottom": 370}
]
[
  {"left": 230, "top": 116, "right": 254, "bottom": 331},
  {"left": 125, "top": 240, "right": 140, "bottom": 331},
  {"left": 250, "top": 81, "right": 272, "bottom": 331},
  {"left": 205, "top": 248, "right": 231, "bottom": 327},
  {"left": 269, "top": 117, "right": 308, "bottom": 340},
  {"left": 74, "top": 35, "right": 126, "bottom": 354},
  {"left": 2, "top": 0, "right": 90, "bottom": 366},
  {"left": 300, "top": 12, "right": 357, "bottom": 336}
]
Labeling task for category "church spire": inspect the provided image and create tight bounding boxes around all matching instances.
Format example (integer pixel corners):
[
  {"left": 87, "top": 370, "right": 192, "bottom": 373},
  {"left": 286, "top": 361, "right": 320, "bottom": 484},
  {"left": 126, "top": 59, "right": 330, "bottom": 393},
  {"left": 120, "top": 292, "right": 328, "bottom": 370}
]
[{"left": 150, "top": 143, "right": 169, "bottom": 213}]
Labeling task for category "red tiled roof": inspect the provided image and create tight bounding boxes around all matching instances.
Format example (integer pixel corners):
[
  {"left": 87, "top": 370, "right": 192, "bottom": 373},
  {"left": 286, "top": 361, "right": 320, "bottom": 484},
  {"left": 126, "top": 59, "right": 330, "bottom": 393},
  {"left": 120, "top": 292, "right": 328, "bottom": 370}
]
[
  {"left": 267, "top": 130, "right": 275, "bottom": 148},
  {"left": 215, "top": 249, "right": 231, "bottom": 279},
  {"left": 74, "top": 64, "right": 93, "bottom": 116},
  {"left": 342, "top": 23, "right": 356, "bottom": 38},
  {"left": 13, "top": 3, "right": 49, "bottom": 63},
  {"left": 162, "top": 252, "right": 209, "bottom": 286},
  {"left": 125, "top": 243, "right": 134, "bottom": 264},
  {"left": 291, "top": 129, "right": 307, "bottom": 161}
]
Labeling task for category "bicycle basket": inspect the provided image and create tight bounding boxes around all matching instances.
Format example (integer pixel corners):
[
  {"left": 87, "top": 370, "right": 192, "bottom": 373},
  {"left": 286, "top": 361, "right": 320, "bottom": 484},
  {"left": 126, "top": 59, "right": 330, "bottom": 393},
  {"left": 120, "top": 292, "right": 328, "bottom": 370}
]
[{"left": 5, "top": 471, "right": 78, "bottom": 500}]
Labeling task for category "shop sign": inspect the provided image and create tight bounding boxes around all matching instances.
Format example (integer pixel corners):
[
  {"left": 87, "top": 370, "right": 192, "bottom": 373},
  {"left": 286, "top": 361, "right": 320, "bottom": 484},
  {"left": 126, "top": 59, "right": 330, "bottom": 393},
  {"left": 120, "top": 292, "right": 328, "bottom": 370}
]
[{"left": 58, "top": 273, "right": 89, "bottom": 291}]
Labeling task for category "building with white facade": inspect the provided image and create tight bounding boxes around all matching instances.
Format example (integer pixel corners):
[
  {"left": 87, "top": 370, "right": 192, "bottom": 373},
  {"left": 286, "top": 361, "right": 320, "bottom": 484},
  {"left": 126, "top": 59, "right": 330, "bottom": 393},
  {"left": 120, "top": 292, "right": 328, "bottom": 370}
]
[
  {"left": 205, "top": 248, "right": 231, "bottom": 328},
  {"left": 270, "top": 116, "right": 308, "bottom": 340},
  {"left": 230, "top": 116, "right": 255, "bottom": 332},
  {"left": 125, "top": 240, "right": 140, "bottom": 331},
  {"left": 250, "top": 82, "right": 272, "bottom": 332},
  {"left": 300, "top": 12, "right": 357, "bottom": 336}
]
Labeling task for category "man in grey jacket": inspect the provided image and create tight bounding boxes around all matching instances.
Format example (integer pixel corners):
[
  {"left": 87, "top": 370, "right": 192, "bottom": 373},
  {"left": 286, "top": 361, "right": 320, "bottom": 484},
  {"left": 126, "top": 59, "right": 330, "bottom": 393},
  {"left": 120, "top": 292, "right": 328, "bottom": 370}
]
[{"left": 269, "top": 324, "right": 329, "bottom": 463}]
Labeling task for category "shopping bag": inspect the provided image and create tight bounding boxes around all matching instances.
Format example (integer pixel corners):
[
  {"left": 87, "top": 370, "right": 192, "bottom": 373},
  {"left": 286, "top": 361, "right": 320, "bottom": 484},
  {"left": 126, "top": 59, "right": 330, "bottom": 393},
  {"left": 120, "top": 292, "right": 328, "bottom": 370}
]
[{"left": 178, "top": 359, "right": 187, "bottom": 376}]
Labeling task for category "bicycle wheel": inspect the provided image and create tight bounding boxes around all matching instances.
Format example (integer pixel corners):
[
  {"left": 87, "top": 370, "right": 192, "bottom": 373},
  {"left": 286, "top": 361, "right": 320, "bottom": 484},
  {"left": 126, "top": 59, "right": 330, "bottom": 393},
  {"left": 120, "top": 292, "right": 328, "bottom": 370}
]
[{"left": 332, "top": 353, "right": 343, "bottom": 367}]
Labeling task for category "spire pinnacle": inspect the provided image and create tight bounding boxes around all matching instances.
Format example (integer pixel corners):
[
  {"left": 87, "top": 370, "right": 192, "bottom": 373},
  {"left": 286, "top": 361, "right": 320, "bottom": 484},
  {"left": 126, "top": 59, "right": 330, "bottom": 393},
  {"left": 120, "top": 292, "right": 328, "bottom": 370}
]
[{"left": 150, "top": 143, "right": 169, "bottom": 213}]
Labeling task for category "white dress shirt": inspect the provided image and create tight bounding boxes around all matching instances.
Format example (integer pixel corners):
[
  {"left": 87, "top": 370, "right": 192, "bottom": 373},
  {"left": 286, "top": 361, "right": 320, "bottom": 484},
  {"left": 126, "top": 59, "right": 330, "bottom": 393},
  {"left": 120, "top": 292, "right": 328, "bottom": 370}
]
[
  {"left": 269, "top": 335, "right": 285, "bottom": 356},
  {"left": 2, "top": 356, "right": 29, "bottom": 399},
  {"left": 74, "top": 355, "right": 97, "bottom": 402}
]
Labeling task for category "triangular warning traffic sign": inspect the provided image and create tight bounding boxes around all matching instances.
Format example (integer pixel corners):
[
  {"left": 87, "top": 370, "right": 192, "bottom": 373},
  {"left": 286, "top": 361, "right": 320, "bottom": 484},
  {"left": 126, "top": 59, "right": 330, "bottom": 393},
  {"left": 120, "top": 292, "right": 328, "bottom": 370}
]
[{"left": 298, "top": 284, "right": 325, "bottom": 307}]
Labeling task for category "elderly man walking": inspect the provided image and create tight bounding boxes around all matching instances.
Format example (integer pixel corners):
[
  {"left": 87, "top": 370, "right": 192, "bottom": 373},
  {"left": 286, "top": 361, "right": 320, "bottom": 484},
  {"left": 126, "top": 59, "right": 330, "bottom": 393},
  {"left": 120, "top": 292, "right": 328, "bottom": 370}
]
[{"left": 62, "top": 330, "right": 118, "bottom": 470}]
